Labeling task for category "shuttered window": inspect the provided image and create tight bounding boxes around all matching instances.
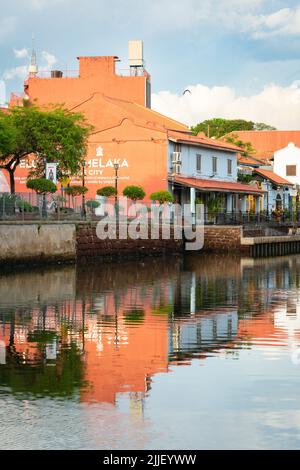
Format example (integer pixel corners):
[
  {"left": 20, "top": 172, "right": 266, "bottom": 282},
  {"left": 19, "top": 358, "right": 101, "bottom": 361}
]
[
  {"left": 212, "top": 157, "right": 217, "bottom": 174},
  {"left": 196, "top": 154, "right": 201, "bottom": 172},
  {"left": 286, "top": 165, "right": 296, "bottom": 176}
]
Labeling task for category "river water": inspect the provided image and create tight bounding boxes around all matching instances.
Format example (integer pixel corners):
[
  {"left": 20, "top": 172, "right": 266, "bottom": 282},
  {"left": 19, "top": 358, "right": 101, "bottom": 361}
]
[{"left": 1, "top": 254, "right": 300, "bottom": 450}]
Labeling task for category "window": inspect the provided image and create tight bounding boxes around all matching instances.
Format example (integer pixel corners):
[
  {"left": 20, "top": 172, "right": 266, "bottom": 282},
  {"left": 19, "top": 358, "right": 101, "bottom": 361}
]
[
  {"left": 227, "top": 159, "right": 232, "bottom": 175},
  {"left": 212, "top": 156, "right": 217, "bottom": 174},
  {"left": 286, "top": 165, "right": 296, "bottom": 176},
  {"left": 174, "top": 143, "right": 182, "bottom": 153},
  {"left": 196, "top": 154, "right": 201, "bottom": 173}
]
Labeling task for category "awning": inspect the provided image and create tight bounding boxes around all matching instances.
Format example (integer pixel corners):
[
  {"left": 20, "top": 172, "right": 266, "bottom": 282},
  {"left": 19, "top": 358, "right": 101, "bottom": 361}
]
[{"left": 170, "top": 176, "right": 265, "bottom": 195}]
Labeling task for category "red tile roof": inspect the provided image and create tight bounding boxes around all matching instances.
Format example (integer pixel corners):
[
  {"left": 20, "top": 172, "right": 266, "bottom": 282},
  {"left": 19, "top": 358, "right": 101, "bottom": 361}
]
[
  {"left": 238, "top": 153, "right": 264, "bottom": 166},
  {"left": 168, "top": 130, "right": 242, "bottom": 153},
  {"left": 170, "top": 175, "right": 265, "bottom": 195},
  {"left": 226, "top": 130, "right": 300, "bottom": 162},
  {"left": 253, "top": 168, "right": 293, "bottom": 186}
]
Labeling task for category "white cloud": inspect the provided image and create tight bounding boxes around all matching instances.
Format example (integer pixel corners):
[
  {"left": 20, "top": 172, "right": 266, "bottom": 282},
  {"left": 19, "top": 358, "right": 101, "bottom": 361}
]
[
  {"left": 152, "top": 81, "right": 300, "bottom": 130},
  {"left": 119, "top": 1, "right": 300, "bottom": 39},
  {"left": 3, "top": 50, "right": 57, "bottom": 80},
  {"left": 3, "top": 65, "right": 28, "bottom": 81},
  {"left": 242, "top": 6, "right": 300, "bottom": 39},
  {"left": 14, "top": 48, "right": 30, "bottom": 59},
  {"left": 40, "top": 51, "right": 57, "bottom": 69},
  {"left": 137, "top": 0, "right": 268, "bottom": 33}
]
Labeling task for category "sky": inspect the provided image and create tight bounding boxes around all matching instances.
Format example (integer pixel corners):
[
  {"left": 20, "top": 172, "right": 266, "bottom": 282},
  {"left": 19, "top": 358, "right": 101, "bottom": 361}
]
[{"left": 1, "top": 0, "right": 300, "bottom": 128}]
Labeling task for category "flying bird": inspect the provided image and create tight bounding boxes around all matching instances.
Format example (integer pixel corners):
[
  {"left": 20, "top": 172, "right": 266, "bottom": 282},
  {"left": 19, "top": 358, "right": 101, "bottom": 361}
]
[{"left": 183, "top": 89, "right": 191, "bottom": 95}]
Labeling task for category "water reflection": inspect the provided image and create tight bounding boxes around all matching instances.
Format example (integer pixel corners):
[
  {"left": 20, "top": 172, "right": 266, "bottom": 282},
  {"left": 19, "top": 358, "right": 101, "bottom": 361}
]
[{"left": 1, "top": 255, "right": 300, "bottom": 449}]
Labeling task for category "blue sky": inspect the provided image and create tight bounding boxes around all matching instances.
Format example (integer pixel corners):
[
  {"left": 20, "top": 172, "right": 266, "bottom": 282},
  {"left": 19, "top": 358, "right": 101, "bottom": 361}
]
[{"left": 1, "top": 0, "right": 300, "bottom": 128}]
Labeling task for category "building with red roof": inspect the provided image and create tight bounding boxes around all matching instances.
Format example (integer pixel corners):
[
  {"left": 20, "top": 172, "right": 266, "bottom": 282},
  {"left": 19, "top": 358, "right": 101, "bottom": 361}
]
[
  {"left": 226, "top": 130, "right": 300, "bottom": 163},
  {"left": 3, "top": 42, "right": 270, "bottom": 215},
  {"left": 251, "top": 168, "right": 294, "bottom": 213}
]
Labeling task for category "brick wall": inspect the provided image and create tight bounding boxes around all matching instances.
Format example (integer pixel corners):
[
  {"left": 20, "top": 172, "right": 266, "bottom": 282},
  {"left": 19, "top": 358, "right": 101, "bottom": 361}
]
[
  {"left": 203, "top": 226, "right": 242, "bottom": 252},
  {"left": 76, "top": 223, "right": 184, "bottom": 263}
]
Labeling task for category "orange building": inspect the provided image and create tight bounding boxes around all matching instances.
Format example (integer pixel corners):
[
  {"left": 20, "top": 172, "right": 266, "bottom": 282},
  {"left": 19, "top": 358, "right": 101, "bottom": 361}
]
[
  {"left": 2, "top": 41, "right": 265, "bottom": 209},
  {"left": 4, "top": 44, "right": 188, "bottom": 198},
  {"left": 227, "top": 130, "right": 300, "bottom": 163}
]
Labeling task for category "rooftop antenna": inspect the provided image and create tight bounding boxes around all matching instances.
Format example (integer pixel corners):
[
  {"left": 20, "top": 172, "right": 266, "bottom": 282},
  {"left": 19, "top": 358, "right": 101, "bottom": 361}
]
[{"left": 28, "top": 33, "right": 38, "bottom": 77}]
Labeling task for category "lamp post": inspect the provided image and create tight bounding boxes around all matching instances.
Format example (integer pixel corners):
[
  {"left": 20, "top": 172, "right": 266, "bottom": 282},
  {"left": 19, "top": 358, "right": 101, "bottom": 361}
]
[
  {"left": 42, "top": 156, "right": 47, "bottom": 218},
  {"left": 114, "top": 162, "right": 119, "bottom": 225},
  {"left": 81, "top": 159, "right": 86, "bottom": 218}
]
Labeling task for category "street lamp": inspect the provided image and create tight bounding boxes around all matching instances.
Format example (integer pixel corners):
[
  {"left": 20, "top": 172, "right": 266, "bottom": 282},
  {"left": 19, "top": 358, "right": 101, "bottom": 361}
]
[
  {"left": 114, "top": 162, "right": 119, "bottom": 224},
  {"left": 81, "top": 159, "right": 86, "bottom": 218},
  {"left": 42, "top": 156, "right": 47, "bottom": 218}
]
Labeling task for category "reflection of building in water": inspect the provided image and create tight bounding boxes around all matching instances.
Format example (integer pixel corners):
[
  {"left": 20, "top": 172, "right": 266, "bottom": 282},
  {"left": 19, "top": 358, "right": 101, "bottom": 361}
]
[
  {"left": 81, "top": 305, "right": 169, "bottom": 404},
  {"left": 169, "top": 310, "right": 238, "bottom": 363},
  {"left": 0, "top": 340, "right": 5, "bottom": 365},
  {"left": 3, "top": 255, "right": 300, "bottom": 406},
  {"left": 129, "top": 392, "right": 145, "bottom": 419}
]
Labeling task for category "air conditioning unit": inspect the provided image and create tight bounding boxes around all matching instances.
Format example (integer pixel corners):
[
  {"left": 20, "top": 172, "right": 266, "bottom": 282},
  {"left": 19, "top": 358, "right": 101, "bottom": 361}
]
[
  {"left": 172, "top": 152, "right": 182, "bottom": 164},
  {"left": 173, "top": 163, "right": 181, "bottom": 175}
]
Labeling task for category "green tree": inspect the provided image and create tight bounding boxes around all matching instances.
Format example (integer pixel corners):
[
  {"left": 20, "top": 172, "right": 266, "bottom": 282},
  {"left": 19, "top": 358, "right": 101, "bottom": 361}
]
[
  {"left": 253, "top": 122, "right": 276, "bottom": 131},
  {"left": 26, "top": 178, "right": 57, "bottom": 194},
  {"left": 26, "top": 178, "right": 57, "bottom": 217},
  {"left": 0, "top": 105, "right": 91, "bottom": 193},
  {"left": 86, "top": 199, "right": 100, "bottom": 214},
  {"left": 97, "top": 186, "right": 117, "bottom": 197},
  {"left": 150, "top": 190, "right": 174, "bottom": 204},
  {"left": 64, "top": 185, "right": 88, "bottom": 197},
  {"left": 224, "top": 133, "right": 255, "bottom": 157},
  {"left": 191, "top": 118, "right": 276, "bottom": 138},
  {"left": 123, "top": 185, "right": 146, "bottom": 201}
]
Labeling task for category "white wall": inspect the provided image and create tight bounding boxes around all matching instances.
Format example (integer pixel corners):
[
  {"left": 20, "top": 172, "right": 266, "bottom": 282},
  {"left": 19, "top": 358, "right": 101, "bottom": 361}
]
[{"left": 274, "top": 142, "right": 300, "bottom": 185}]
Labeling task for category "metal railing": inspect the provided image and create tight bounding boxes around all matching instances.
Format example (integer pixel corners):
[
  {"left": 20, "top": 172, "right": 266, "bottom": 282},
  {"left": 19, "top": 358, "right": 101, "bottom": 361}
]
[
  {"left": 203, "top": 211, "right": 300, "bottom": 226},
  {"left": 1, "top": 193, "right": 299, "bottom": 228},
  {"left": 0, "top": 192, "right": 88, "bottom": 221}
]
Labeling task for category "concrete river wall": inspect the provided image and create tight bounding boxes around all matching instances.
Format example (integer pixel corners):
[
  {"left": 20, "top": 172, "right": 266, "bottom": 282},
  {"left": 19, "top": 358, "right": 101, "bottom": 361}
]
[{"left": 1, "top": 222, "right": 300, "bottom": 266}]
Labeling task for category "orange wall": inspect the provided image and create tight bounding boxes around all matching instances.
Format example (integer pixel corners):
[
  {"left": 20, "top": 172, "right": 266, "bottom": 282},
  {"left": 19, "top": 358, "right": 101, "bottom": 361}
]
[
  {"left": 25, "top": 56, "right": 149, "bottom": 109},
  {"left": 4, "top": 54, "right": 189, "bottom": 198},
  {"left": 83, "top": 119, "right": 168, "bottom": 198}
]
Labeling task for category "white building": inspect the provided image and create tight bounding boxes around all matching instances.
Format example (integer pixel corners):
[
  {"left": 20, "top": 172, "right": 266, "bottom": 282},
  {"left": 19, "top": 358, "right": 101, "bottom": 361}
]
[{"left": 273, "top": 142, "right": 300, "bottom": 186}]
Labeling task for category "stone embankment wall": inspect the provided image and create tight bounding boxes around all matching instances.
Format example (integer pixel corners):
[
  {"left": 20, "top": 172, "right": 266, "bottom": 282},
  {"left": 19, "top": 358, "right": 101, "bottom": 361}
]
[
  {"left": 0, "top": 222, "right": 246, "bottom": 267},
  {"left": 76, "top": 223, "right": 184, "bottom": 263},
  {"left": 0, "top": 222, "right": 76, "bottom": 266}
]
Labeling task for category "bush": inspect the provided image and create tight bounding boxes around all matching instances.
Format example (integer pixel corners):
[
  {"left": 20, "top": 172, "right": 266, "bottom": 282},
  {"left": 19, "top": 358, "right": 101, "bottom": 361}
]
[
  {"left": 123, "top": 185, "right": 145, "bottom": 201},
  {"left": 26, "top": 178, "right": 57, "bottom": 194},
  {"left": 0, "top": 194, "right": 17, "bottom": 216},
  {"left": 59, "top": 207, "right": 74, "bottom": 214},
  {"left": 16, "top": 199, "right": 33, "bottom": 212},
  {"left": 87, "top": 200, "right": 100, "bottom": 209},
  {"left": 64, "top": 185, "right": 88, "bottom": 196},
  {"left": 97, "top": 186, "right": 117, "bottom": 197},
  {"left": 150, "top": 190, "right": 174, "bottom": 204}
]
